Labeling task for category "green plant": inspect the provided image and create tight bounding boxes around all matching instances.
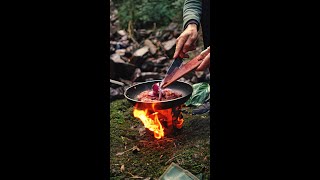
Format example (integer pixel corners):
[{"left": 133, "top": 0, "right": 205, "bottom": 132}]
[{"left": 114, "top": 0, "right": 185, "bottom": 30}]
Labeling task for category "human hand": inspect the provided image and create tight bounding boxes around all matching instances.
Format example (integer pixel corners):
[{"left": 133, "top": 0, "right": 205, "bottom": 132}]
[
  {"left": 196, "top": 46, "right": 210, "bottom": 71},
  {"left": 173, "top": 23, "right": 198, "bottom": 59}
]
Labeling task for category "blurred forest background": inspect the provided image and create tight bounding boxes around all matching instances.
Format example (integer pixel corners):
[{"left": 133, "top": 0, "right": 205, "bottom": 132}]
[{"left": 110, "top": 0, "right": 208, "bottom": 102}]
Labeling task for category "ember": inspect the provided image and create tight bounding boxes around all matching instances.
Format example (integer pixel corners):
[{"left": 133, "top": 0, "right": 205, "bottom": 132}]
[{"left": 133, "top": 104, "right": 184, "bottom": 139}]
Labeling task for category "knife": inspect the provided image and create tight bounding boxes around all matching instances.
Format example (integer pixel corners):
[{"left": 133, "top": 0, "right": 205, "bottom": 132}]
[
  {"left": 160, "top": 57, "right": 183, "bottom": 87},
  {"left": 161, "top": 46, "right": 210, "bottom": 88}
]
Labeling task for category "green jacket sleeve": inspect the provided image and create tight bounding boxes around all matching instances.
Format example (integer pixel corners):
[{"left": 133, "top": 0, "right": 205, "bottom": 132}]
[{"left": 183, "top": 0, "right": 202, "bottom": 30}]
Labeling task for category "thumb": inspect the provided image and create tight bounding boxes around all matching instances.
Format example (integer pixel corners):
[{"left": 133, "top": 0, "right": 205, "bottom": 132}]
[{"left": 196, "top": 53, "right": 210, "bottom": 71}]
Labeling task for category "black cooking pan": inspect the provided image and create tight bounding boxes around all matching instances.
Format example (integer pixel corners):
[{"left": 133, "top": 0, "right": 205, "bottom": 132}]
[{"left": 124, "top": 80, "right": 193, "bottom": 110}]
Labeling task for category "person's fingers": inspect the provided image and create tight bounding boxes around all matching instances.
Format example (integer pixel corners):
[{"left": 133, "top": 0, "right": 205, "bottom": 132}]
[
  {"left": 179, "top": 51, "right": 189, "bottom": 58},
  {"left": 173, "top": 35, "right": 189, "bottom": 58},
  {"left": 182, "top": 33, "right": 198, "bottom": 53},
  {"left": 196, "top": 53, "right": 210, "bottom": 71},
  {"left": 189, "top": 44, "right": 197, "bottom": 51}
]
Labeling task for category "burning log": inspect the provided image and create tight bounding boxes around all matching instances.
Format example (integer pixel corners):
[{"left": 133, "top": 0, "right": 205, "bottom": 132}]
[{"left": 133, "top": 103, "right": 184, "bottom": 139}]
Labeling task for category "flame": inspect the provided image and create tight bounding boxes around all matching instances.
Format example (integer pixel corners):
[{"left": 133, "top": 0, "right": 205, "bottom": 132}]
[
  {"left": 176, "top": 117, "right": 184, "bottom": 129},
  {"left": 133, "top": 105, "right": 164, "bottom": 139}
]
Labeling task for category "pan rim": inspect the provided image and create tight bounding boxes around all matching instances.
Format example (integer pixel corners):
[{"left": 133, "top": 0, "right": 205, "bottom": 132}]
[{"left": 124, "top": 80, "right": 192, "bottom": 104}]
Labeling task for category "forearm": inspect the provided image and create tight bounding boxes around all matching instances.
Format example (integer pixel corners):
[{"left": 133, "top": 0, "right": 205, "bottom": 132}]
[{"left": 183, "top": 0, "right": 202, "bottom": 30}]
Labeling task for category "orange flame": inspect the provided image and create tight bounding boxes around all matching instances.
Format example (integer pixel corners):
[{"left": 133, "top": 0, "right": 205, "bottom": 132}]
[
  {"left": 133, "top": 106, "right": 164, "bottom": 139},
  {"left": 176, "top": 117, "right": 184, "bottom": 129}
]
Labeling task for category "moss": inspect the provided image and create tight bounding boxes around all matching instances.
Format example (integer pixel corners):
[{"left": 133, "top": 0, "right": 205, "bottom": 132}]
[{"left": 110, "top": 99, "right": 211, "bottom": 179}]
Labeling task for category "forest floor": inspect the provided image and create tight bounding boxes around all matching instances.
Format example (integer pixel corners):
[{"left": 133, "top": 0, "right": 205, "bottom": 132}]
[{"left": 110, "top": 99, "right": 211, "bottom": 179}]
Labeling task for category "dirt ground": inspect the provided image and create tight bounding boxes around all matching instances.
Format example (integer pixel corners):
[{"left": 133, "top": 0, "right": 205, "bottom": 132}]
[{"left": 110, "top": 99, "right": 211, "bottom": 179}]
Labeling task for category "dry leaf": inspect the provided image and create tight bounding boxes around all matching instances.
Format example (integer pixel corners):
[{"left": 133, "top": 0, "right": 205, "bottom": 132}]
[{"left": 120, "top": 164, "right": 125, "bottom": 172}]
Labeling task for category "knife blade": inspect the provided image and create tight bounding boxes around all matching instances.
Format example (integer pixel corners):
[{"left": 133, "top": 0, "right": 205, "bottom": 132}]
[{"left": 160, "top": 58, "right": 183, "bottom": 87}]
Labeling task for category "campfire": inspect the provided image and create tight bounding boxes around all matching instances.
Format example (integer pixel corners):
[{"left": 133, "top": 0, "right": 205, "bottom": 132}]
[{"left": 133, "top": 103, "right": 184, "bottom": 139}]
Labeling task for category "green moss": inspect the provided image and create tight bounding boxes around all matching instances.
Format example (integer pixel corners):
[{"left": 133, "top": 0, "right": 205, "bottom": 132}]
[{"left": 110, "top": 99, "right": 211, "bottom": 179}]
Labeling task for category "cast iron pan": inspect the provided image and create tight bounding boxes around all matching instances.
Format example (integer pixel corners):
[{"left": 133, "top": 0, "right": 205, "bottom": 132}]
[{"left": 124, "top": 80, "right": 193, "bottom": 110}]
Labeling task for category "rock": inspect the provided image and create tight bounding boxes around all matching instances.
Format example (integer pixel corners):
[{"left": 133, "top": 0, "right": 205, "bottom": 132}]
[
  {"left": 133, "top": 46, "right": 149, "bottom": 57},
  {"left": 161, "top": 32, "right": 171, "bottom": 41},
  {"left": 136, "top": 72, "right": 160, "bottom": 81},
  {"left": 191, "top": 76, "right": 198, "bottom": 84},
  {"left": 110, "top": 87, "right": 124, "bottom": 101},
  {"left": 115, "top": 49, "right": 126, "bottom": 56},
  {"left": 141, "top": 58, "right": 156, "bottom": 72},
  {"left": 130, "top": 46, "right": 149, "bottom": 66},
  {"left": 119, "top": 78, "right": 133, "bottom": 86},
  {"left": 154, "top": 56, "right": 167, "bottom": 64},
  {"left": 110, "top": 54, "right": 136, "bottom": 80},
  {"left": 195, "top": 71, "right": 204, "bottom": 79},
  {"left": 120, "top": 35, "right": 128, "bottom": 41},
  {"left": 192, "top": 102, "right": 210, "bottom": 115},
  {"left": 173, "top": 29, "right": 182, "bottom": 38},
  {"left": 144, "top": 39, "right": 157, "bottom": 55},
  {"left": 110, "top": 57, "right": 116, "bottom": 79},
  {"left": 162, "top": 38, "right": 176, "bottom": 57},
  {"left": 126, "top": 46, "right": 133, "bottom": 53},
  {"left": 162, "top": 38, "right": 177, "bottom": 51},
  {"left": 110, "top": 54, "right": 125, "bottom": 63},
  {"left": 131, "top": 68, "right": 141, "bottom": 82},
  {"left": 165, "top": 22, "right": 178, "bottom": 31},
  {"left": 117, "top": 30, "right": 127, "bottom": 36}
]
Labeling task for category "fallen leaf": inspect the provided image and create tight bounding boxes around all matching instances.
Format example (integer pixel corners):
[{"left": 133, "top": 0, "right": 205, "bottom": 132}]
[{"left": 120, "top": 164, "right": 125, "bottom": 172}]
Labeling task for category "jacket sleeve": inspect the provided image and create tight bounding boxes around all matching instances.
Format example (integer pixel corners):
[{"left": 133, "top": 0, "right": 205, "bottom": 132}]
[{"left": 183, "top": 0, "right": 202, "bottom": 30}]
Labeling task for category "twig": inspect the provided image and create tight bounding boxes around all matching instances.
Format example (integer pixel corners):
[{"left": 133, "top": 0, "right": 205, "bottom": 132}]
[
  {"left": 165, "top": 154, "right": 181, "bottom": 165},
  {"left": 127, "top": 172, "right": 144, "bottom": 179},
  {"left": 110, "top": 79, "right": 124, "bottom": 86},
  {"left": 116, "top": 146, "right": 134, "bottom": 156}
]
